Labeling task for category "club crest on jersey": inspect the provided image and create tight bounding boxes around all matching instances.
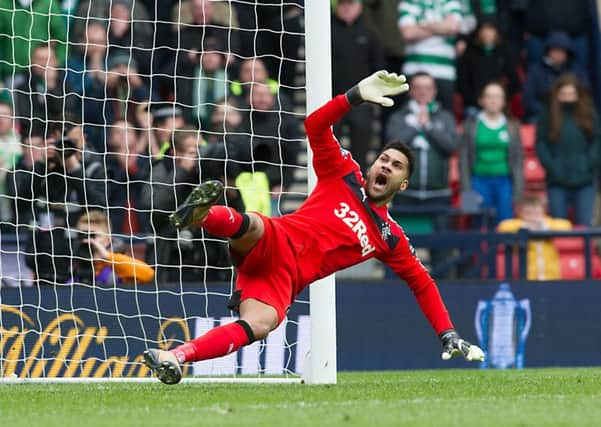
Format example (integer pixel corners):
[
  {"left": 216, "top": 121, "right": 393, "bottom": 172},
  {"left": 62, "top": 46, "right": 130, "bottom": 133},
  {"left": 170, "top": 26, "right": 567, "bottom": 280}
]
[{"left": 380, "top": 223, "right": 391, "bottom": 241}]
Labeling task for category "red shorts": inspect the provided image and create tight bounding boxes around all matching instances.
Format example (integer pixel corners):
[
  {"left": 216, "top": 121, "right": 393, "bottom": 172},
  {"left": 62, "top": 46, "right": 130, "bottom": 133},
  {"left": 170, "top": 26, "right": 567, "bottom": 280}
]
[{"left": 234, "top": 213, "right": 296, "bottom": 324}]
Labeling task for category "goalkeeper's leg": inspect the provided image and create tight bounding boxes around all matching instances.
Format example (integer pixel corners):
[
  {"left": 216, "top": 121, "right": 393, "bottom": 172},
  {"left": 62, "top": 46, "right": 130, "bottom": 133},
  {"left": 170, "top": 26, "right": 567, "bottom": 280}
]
[
  {"left": 146, "top": 182, "right": 275, "bottom": 383},
  {"left": 143, "top": 299, "right": 278, "bottom": 384},
  {"left": 169, "top": 180, "right": 264, "bottom": 256}
]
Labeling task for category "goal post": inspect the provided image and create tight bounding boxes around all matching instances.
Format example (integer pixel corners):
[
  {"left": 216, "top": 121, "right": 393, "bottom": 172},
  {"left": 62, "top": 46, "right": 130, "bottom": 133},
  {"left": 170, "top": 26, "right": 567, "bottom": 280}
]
[
  {"left": 302, "top": 0, "right": 337, "bottom": 385},
  {"left": 0, "top": 0, "right": 337, "bottom": 383}
]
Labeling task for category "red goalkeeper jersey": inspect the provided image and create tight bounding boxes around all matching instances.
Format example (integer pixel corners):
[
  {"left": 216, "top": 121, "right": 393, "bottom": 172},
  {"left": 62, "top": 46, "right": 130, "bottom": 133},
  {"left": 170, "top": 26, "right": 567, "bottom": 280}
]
[{"left": 274, "top": 94, "right": 454, "bottom": 334}]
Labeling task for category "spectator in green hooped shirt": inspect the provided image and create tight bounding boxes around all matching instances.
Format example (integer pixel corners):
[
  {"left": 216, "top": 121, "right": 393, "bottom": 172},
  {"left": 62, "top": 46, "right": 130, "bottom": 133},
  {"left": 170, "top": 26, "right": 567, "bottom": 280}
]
[{"left": 0, "top": 0, "right": 67, "bottom": 86}]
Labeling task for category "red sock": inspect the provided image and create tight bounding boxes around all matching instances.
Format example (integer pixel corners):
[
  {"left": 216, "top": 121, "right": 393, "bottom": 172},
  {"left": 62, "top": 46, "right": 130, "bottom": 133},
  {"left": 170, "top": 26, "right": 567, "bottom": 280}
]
[
  {"left": 170, "top": 321, "right": 253, "bottom": 363},
  {"left": 198, "top": 206, "right": 246, "bottom": 238}
]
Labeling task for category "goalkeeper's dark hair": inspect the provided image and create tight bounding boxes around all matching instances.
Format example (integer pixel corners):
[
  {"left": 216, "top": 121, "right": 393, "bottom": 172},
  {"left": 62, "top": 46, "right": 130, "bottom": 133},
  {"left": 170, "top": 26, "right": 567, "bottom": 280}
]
[{"left": 378, "top": 140, "right": 414, "bottom": 177}]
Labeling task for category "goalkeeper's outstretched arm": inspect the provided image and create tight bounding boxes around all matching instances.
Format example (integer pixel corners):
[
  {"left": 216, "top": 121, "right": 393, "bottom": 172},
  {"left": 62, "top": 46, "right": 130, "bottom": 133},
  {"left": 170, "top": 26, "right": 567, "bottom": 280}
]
[
  {"left": 380, "top": 236, "right": 485, "bottom": 363},
  {"left": 304, "top": 71, "right": 408, "bottom": 179}
]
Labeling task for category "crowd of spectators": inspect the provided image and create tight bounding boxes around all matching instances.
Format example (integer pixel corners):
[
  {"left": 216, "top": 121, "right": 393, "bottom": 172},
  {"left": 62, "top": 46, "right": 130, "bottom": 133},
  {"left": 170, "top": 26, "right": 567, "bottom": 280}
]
[
  {"left": 338, "top": 0, "right": 601, "bottom": 235},
  {"left": 0, "top": 0, "right": 304, "bottom": 284},
  {"left": 0, "top": 0, "right": 600, "bottom": 283}
]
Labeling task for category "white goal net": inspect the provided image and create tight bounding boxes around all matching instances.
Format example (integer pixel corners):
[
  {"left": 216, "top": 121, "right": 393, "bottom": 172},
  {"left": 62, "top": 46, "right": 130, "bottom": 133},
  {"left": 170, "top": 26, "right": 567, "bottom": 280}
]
[{"left": 0, "top": 0, "right": 332, "bottom": 382}]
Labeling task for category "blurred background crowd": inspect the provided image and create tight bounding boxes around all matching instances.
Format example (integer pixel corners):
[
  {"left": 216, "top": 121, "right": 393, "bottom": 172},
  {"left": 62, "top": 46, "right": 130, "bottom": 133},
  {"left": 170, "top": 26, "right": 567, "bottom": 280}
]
[{"left": 0, "top": 0, "right": 600, "bottom": 284}]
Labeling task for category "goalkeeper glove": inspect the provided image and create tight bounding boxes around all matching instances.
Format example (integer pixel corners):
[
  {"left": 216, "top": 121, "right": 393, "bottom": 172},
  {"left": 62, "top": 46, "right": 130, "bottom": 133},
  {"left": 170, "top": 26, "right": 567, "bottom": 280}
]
[
  {"left": 439, "top": 329, "right": 485, "bottom": 362},
  {"left": 345, "top": 70, "right": 409, "bottom": 107}
]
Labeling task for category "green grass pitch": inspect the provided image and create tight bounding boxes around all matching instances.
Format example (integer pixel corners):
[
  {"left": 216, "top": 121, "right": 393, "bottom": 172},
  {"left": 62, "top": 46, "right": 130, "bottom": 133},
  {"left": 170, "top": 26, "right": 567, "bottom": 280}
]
[{"left": 1, "top": 368, "right": 600, "bottom": 427}]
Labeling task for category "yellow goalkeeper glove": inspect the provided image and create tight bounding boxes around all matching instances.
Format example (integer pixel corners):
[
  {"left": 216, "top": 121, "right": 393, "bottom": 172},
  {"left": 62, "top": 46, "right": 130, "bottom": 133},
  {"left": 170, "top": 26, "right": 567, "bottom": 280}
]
[
  {"left": 346, "top": 70, "right": 409, "bottom": 107},
  {"left": 439, "top": 329, "right": 485, "bottom": 362}
]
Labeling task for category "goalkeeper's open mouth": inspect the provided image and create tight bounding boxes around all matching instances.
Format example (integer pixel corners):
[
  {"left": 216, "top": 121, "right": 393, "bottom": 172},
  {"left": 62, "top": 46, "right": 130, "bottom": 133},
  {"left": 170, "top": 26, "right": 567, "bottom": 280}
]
[{"left": 373, "top": 173, "right": 388, "bottom": 192}]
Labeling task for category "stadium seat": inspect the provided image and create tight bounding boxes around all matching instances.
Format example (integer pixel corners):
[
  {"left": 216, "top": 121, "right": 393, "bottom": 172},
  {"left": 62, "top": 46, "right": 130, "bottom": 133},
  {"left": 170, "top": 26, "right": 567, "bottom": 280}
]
[
  {"left": 448, "top": 153, "right": 464, "bottom": 219},
  {"left": 554, "top": 228, "right": 601, "bottom": 279},
  {"left": 553, "top": 225, "right": 597, "bottom": 253},
  {"left": 520, "top": 124, "right": 536, "bottom": 154},
  {"left": 454, "top": 94, "right": 464, "bottom": 122},
  {"left": 497, "top": 241, "right": 601, "bottom": 280},
  {"left": 553, "top": 229, "right": 587, "bottom": 253},
  {"left": 593, "top": 256, "right": 601, "bottom": 279},
  {"left": 559, "top": 254, "right": 586, "bottom": 280},
  {"left": 448, "top": 153, "right": 460, "bottom": 190},
  {"left": 496, "top": 246, "right": 518, "bottom": 280},
  {"left": 524, "top": 155, "right": 546, "bottom": 189},
  {"left": 558, "top": 252, "right": 601, "bottom": 279},
  {"left": 510, "top": 92, "right": 524, "bottom": 120}
]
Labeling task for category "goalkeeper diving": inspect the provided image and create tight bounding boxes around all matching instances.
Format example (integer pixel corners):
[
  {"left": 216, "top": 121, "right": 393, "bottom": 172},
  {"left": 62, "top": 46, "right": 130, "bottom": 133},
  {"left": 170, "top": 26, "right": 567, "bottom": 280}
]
[{"left": 143, "top": 71, "right": 484, "bottom": 384}]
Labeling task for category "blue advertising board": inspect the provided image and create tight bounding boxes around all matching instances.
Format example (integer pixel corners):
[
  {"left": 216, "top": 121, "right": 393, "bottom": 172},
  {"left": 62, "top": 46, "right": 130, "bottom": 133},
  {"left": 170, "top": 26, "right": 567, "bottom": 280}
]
[
  {"left": 0, "top": 285, "right": 310, "bottom": 378},
  {"left": 337, "top": 281, "right": 601, "bottom": 369},
  {"left": 1, "top": 280, "right": 600, "bottom": 378}
]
